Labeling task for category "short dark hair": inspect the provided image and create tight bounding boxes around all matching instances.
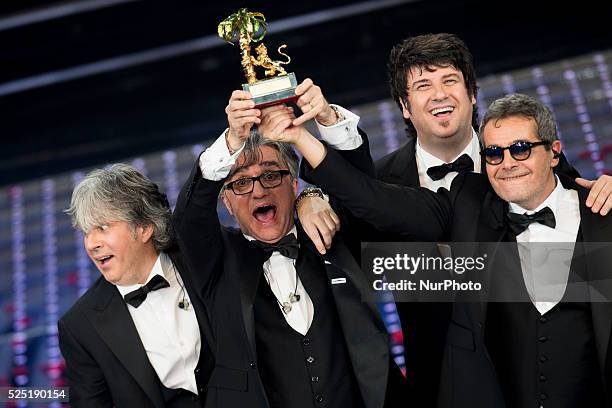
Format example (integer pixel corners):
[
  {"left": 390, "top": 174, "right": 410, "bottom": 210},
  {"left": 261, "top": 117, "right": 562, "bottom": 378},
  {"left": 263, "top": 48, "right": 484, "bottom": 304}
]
[
  {"left": 478, "top": 93, "right": 558, "bottom": 148},
  {"left": 388, "top": 33, "right": 479, "bottom": 138}
]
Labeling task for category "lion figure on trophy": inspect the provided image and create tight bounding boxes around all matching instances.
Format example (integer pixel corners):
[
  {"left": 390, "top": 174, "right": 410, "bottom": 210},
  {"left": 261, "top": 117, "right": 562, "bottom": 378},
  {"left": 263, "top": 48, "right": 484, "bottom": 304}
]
[{"left": 251, "top": 44, "right": 291, "bottom": 77}]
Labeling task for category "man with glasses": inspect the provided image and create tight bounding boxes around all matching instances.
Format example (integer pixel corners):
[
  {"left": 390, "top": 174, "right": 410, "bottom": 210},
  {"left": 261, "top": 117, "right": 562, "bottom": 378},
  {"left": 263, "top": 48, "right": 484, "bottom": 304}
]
[
  {"left": 261, "top": 93, "right": 612, "bottom": 407},
  {"left": 171, "top": 86, "right": 406, "bottom": 408}
]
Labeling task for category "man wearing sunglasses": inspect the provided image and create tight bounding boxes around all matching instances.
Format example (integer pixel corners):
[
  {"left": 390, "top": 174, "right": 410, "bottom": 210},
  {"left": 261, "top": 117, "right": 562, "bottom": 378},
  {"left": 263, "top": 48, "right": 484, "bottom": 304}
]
[
  {"left": 171, "top": 84, "right": 407, "bottom": 408},
  {"left": 296, "top": 33, "right": 612, "bottom": 407},
  {"left": 262, "top": 93, "right": 612, "bottom": 408}
]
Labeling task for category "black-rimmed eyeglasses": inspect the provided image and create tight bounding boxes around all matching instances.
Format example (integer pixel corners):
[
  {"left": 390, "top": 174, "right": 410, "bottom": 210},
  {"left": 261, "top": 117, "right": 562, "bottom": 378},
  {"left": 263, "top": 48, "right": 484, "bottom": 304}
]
[
  {"left": 224, "top": 170, "right": 291, "bottom": 195},
  {"left": 481, "top": 140, "right": 550, "bottom": 165}
]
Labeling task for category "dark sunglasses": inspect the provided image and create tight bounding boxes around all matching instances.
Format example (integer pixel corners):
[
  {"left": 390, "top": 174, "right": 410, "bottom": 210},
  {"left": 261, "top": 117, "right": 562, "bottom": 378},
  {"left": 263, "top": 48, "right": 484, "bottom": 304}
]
[
  {"left": 481, "top": 140, "right": 551, "bottom": 165},
  {"left": 224, "top": 170, "right": 291, "bottom": 195}
]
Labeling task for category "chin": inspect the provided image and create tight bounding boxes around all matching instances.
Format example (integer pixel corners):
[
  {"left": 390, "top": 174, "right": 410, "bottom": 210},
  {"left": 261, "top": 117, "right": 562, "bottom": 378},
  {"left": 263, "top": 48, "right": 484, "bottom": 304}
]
[{"left": 251, "top": 227, "right": 286, "bottom": 243}]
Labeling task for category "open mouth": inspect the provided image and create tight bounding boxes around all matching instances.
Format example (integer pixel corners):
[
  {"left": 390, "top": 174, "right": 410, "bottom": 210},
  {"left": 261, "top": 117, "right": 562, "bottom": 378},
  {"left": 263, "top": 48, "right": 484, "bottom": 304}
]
[
  {"left": 430, "top": 106, "right": 455, "bottom": 117},
  {"left": 95, "top": 255, "right": 114, "bottom": 266},
  {"left": 253, "top": 204, "right": 277, "bottom": 223}
]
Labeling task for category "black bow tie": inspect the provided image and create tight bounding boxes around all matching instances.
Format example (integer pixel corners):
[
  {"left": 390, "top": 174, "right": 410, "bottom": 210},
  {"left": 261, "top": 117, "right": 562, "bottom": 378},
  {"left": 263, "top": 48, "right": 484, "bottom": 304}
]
[
  {"left": 123, "top": 274, "right": 170, "bottom": 308},
  {"left": 252, "top": 233, "right": 299, "bottom": 260},
  {"left": 507, "top": 206, "right": 556, "bottom": 236},
  {"left": 426, "top": 154, "right": 474, "bottom": 181}
]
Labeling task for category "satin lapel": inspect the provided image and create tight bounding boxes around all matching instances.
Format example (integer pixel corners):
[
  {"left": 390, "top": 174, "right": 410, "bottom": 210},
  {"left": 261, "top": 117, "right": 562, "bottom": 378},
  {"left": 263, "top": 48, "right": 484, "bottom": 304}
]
[
  {"left": 229, "top": 234, "right": 266, "bottom": 357},
  {"left": 475, "top": 189, "right": 510, "bottom": 320},
  {"left": 298, "top": 227, "right": 388, "bottom": 408},
  {"left": 86, "top": 280, "right": 164, "bottom": 408},
  {"left": 386, "top": 139, "right": 420, "bottom": 187}
]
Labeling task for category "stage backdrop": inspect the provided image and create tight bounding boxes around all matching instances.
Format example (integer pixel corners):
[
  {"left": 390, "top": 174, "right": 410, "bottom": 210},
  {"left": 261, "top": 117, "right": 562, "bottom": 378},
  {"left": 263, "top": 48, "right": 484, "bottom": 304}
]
[{"left": 1, "top": 49, "right": 611, "bottom": 407}]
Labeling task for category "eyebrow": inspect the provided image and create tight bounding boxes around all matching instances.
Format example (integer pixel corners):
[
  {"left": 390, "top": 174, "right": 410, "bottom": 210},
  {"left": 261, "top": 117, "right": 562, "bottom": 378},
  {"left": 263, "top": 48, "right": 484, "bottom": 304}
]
[
  {"left": 410, "top": 73, "right": 461, "bottom": 88},
  {"left": 232, "top": 161, "right": 282, "bottom": 178},
  {"left": 410, "top": 78, "right": 430, "bottom": 88},
  {"left": 487, "top": 138, "right": 539, "bottom": 148}
]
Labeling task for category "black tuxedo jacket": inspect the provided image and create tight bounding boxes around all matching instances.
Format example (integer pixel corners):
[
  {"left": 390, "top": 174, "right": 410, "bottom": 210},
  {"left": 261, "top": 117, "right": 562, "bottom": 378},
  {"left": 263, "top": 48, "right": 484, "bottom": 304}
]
[
  {"left": 304, "top": 147, "right": 612, "bottom": 407},
  {"left": 173, "top": 159, "right": 403, "bottom": 408},
  {"left": 58, "top": 246, "right": 215, "bottom": 408}
]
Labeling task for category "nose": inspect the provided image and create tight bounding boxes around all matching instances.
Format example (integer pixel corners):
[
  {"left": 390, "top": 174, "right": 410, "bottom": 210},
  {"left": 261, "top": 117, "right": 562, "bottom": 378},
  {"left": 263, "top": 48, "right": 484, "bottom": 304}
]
[
  {"left": 84, "top": 230, "right": 101, "bottom": 252},
  {"left": 432, "top": 81, "right": 449, "bottom": 101},
  {"left": 251, "top": 178, "right": 268, "bottom": 198},
  {"left": 500, "top": 149, "right": 519, "bottom": 169}
]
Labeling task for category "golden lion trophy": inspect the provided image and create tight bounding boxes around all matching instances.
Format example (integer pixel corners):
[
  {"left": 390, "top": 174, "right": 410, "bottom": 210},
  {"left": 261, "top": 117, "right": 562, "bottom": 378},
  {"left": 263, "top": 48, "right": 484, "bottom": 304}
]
[{"left": 218, "top": 8, "right": 298, "bottom": 108}]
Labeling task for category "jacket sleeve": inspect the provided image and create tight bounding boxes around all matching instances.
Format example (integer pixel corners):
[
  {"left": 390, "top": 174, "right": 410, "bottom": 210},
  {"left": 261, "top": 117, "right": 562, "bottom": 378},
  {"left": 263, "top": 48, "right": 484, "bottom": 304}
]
[
  {"left": 173, "top": 155, "right": 225, "bottom": 299},
  {"left": 302, "top": 147, "right": 452, "bottom": 241}
]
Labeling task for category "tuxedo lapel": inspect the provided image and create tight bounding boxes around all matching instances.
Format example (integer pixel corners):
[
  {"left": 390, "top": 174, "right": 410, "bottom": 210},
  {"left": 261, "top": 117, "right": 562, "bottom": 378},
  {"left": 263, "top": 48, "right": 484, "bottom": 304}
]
[
  {"left": 379, "top": 138, "right": 420, "bottom": 187},
  {"left": 297, "top": 226, "right": 389, "bottom": 408},
  {"left": 227, "top": 233, "right": 267, "bottom": 356},
  {"left": 86, "top": 279, "right": 164, "bottom": 408}
]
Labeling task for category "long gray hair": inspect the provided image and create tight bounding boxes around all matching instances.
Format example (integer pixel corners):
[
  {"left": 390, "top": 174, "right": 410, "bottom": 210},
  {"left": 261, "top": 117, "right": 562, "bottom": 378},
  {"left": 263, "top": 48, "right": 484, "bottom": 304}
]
[{"left": 66, "top": 163, "right": 174, "bottom": 251}]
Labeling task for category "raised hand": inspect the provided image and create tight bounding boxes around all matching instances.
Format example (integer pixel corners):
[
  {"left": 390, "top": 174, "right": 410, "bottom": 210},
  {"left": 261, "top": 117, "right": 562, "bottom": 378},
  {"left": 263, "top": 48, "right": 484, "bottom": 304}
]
[
  {"left": 225, "top": 90, "right": 261, "bottom": 151},
  {"left": 293, "top": 78, "right": 338, "bottom": 127},
  {"left": 576, "top": 175, "right": 612, "bottom": 216}
]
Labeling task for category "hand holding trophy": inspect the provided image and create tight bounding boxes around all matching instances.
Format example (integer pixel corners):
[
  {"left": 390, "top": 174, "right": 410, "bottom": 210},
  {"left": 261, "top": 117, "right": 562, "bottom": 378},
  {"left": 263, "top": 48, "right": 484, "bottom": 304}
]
[{"left": 218, "top": 8, "right": 298, "bottom": 108}]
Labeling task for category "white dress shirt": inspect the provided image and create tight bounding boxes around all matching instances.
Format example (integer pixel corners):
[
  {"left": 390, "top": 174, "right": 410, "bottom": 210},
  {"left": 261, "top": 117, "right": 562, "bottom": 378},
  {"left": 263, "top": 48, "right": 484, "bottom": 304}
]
[
  {"left": 509, "top": 176, "right": 581, "bottom": 315},
  {"left": 316, "top": 104, "right": 363, "bottom": 150},
  {"left": 415, "top": 130, "right": 481, "bottom": 192},
  {"left": 116, "top": 253, "right": 201, "bottom": 394},
  {"left": 244, "top": 227, "right": 315, "bottom": 335}
]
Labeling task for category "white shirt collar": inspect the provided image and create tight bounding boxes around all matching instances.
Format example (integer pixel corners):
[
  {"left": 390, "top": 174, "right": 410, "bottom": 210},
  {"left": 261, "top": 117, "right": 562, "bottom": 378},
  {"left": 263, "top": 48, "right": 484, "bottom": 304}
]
[
  {"left": 508, "top": 175, "right": 563, "bottom": 218},
  {"left": 416, "top": 128, "right": 480, "bottom": 174},
  {"left": 116, "top": 253, "right": 171, "bottom": 297}
]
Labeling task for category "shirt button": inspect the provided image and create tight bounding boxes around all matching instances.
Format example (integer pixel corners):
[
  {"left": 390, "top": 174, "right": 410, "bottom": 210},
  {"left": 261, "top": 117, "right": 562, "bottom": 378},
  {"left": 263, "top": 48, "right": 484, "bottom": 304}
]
[
  {"left": 540, "top": 355, "right": 547, "bottom": 363},
  {"left": 311, "top": 376, "right": 320, "bottom": 383},
  {"left": 315, "top": 394, "right": 324, "bottom": 403},
  {"left": 540, "top": 316, "right": 548, "bottom": 323},
  {"left": 538, "top": 336, "right": 548, "bottom": 343},
  {"left": 306, "top": 356, "right": 315, "bottom": 364},
  {"left": 539, "top": 375, "right": 547, "bottom": 382},
  {"left": 250, "top": 361, "right": 257, "bottom": 369},
  {"left": 540, "top": 393, "right": 548, "bottom": 400},
  {"left": 303, "top": 338, "right": 311, "bottom": 346}
]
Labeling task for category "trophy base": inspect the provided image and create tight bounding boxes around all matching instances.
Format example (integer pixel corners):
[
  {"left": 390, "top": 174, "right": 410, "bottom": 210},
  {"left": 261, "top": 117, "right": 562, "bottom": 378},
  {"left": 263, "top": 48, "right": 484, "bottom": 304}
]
[{"left": 243, "top": 72, "right": 298, "bottom": 108}]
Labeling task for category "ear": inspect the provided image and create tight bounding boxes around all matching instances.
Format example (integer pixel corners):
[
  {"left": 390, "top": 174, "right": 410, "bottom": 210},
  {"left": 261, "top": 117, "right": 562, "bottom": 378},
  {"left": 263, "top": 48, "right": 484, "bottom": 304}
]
[
  {"left": 399, "top": 99, "right": 411, "bottom": 120},
  {"left": 221, "top": 191, "right": 234, "bottom": 216},
  {"left": 138, "top": 224, "right": 154, "bottom": 243},
  {"left": 292, "top": 178, "right": 298, "bottom": 196},
  {"left": 550, "top": 140, "right": 562, "bottom": 168}
]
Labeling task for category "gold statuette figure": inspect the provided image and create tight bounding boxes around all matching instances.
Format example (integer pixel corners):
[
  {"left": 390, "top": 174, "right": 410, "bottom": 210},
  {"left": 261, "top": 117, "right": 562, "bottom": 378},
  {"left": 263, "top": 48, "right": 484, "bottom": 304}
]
[{"left": 218, "top": 8, "right": 298, "bottom": 108}]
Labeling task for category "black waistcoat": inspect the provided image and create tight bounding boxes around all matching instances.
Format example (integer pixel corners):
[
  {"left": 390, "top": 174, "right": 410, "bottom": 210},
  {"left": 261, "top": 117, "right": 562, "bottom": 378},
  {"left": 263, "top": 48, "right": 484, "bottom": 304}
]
[
  {"left": 253, "top": 248, "right": 363, "bottom": 408},
  {"left": 485, "top": 229, "right": 606, "bottom": 408}
]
